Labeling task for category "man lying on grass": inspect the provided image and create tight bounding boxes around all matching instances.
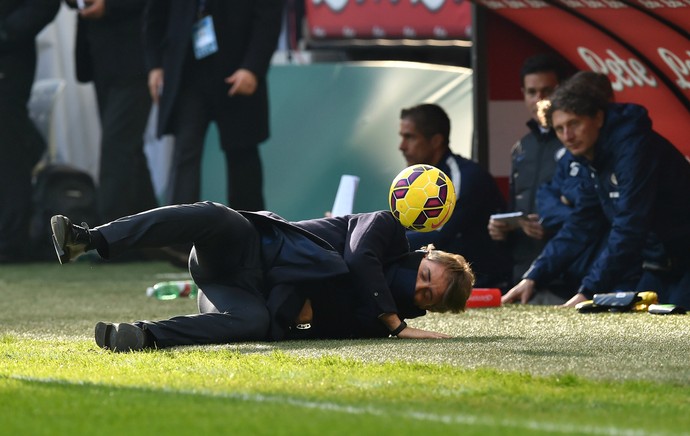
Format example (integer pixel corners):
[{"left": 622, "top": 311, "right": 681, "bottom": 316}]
[{"left": 50, "top": 202, "right": 474, "bottom": 352}]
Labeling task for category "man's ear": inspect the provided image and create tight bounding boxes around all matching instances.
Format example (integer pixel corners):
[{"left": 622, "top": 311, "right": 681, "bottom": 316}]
[{"left": 430, "top": 133, "right": 445, "bottom": 150}]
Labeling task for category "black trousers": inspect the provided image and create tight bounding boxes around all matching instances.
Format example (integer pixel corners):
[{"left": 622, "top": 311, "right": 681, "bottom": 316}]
[
  {"left": 96, "top": 201, "right": 270, "bottom": 347},
  {"left": 636, "top": 263, "right": 690, "bottom": 308},
  {"left": 0, "top": 71, "right": 44, "bottom": 261},
  {"left": 167, "top": 74, "right": 265, "bottom": 211},
  {"left": 94, "top": 76, "right": 158, "bottom": 222}
]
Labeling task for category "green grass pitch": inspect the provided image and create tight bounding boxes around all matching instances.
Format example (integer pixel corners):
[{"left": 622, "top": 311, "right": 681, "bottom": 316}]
[{"left": 1, "top": 261, "right": 689, "bottom": 435}]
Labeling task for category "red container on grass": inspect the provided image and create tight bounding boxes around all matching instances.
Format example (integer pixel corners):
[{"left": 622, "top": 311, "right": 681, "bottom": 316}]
[{"left": 466, "top": 288, "right": 502, "bottom": 308}]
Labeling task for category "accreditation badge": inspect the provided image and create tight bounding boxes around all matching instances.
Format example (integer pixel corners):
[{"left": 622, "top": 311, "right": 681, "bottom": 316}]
[{"left": 192, "top": 16, "right": 218, "bottom": 60}]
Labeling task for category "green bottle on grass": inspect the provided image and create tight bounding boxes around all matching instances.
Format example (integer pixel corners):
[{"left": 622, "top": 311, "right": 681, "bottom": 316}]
[{"left": 146, "top": 280, "right": 198, "bottom": 300}]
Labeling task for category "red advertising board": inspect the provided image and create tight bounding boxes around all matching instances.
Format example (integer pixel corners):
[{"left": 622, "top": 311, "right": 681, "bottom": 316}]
[
  {"left": 477, "top": 0, "right": 690, "bottom": 156},
  {"left": 551, "top": 0, "right": 690, "bottom": 104},
  {"left": 306, "top": 0, "right": 472, "bottom": 40},
  {"left": 628, "top": 0, "right": 690, "bottom": 33}
]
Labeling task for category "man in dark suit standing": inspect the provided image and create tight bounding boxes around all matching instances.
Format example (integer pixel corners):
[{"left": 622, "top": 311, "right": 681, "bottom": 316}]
[
  {"left": 66, "top": 0, "right": 158, "bottom": 223},
  {"left": 0, "top": 0, "right": 60, "bottom": 262},
  {"left": 143, "top": 0, "right": 283, "bottom": 211}
]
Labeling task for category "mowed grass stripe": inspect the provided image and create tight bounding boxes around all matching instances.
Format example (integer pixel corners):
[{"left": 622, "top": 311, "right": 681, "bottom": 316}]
[
  {"left": 2, "top": 339, "right": 690, "bottom": 435},
  {"left": 2, "top": 373, "right": 682, "bottom": 436},
  {"left": 3, "top": 262, "right": 690, "bottom": 434}
]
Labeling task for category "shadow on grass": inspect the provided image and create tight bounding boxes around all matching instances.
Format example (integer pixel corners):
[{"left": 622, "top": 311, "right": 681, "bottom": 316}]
[
  {"left": 267, "top": 334, "right": 526, "bottom": 351},
  {"left": 515, "top": 349, "right": 595, "bottom": 358},
  {"left": 127, "top": 335, "right": 596, "bottom": 362}
]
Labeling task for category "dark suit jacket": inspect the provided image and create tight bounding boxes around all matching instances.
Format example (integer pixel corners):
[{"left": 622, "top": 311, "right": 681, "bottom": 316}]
[
  {"left": 69, "top": 0, "right": 147, "bottom": 83},
  {"left": 241, "top": 211, "right": 413, "bottom": 340},
  {"left": 0, "top": 0, "right": 60, "bottom": 101},
  {"left": 143, "top": 0, "right": 283, "bottom": 141},
  {"left": 0, "top": 0, "right": 60, "bottom": 163}
]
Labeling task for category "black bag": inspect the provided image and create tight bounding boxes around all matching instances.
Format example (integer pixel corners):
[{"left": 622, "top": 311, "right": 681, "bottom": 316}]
[{"left": 29, "top": 164, "right": 99, "bottom": 260}]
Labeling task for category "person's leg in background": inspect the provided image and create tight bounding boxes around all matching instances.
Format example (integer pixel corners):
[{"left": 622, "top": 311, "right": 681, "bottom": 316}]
[
  {"left": 668, "top": 269, "right": 690, "bottom": 309},
  {"left": 95, "top": 77, "right": 158, "bottom": 222},
  {"left": 0, "top": 81, "right": 38, "bottom": 262},
  {"left": 224, "top": 144, "right": 264, "bottom": 211},
  {"left": 637, "top": 266, "right": 690, "bottom": 309},
  {"left": 216, "top": 116, "right": 265, "bottom": 211},
  {"left": 166, "top": 83, "right": 211, "bottom": 206}
]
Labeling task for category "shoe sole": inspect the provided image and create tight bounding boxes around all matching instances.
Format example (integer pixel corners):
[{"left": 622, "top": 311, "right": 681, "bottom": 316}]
[
  {"left": 95, "top": 321, "right": 146, "bottom": 352},
  {"left": 50, "top": 215, "right": 69, "bottom": 265},
  {"left": 94, "top": 321, "right": 112, "bottom": 349}
]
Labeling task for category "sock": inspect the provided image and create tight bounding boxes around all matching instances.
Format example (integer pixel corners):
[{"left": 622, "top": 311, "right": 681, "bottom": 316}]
[{"left": 88, "top": 229, "right": 109, "bottom": 259}]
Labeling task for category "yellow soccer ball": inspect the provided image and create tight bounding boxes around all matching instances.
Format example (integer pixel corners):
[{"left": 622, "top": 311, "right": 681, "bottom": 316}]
[{"left": 389, "top": 164, "right": 456, "bottom": 232}]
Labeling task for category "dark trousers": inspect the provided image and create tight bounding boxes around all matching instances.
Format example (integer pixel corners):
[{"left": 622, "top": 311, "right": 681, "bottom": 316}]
[
  {"left": 0, "top": 76, "right": 44, "bottom": 261},
  {"left": 96, "top": 201, "right": 270, "bottom": 347},
  {"left": 168, "top": 79, "right": 264, "bottom": 211},
  {"left": 94, "top": 77, "right": 158, "bottom": 222},
  {"left": 636, "top": 265, "right": 690, "bottom": 308}
]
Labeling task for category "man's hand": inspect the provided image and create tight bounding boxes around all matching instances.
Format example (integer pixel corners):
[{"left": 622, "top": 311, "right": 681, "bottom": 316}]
[
  {"left": 396, "top": 326, "right": 451, "bottom": 339},
  {"left": 518, "top": 214, "right": 546, "bottom": 240},
  {"left": 561, "top": 292, "right": 588, "bottom": 308},
  {"left": 488, "top": 218, "right": 512, "bottom": 241},
  {"left": 148, "top": 68, "right": 164, "bottom": 103},
  {"left": 225, "top": 69, "right": 257, "bottom": 96},
  {"left": 501, "top": 278, "right": 536, "bottom": 305},
  {"left": 379, "top": 313, "right": 451, "bottom": 339},
  {"left": 79, "top": 0, "right": 105, "bottom": 19}
]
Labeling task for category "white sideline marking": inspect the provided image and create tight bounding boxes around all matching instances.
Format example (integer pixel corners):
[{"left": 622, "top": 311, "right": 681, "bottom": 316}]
[{"left": 9, "top": 375, "right": 679, "bottom": 436}]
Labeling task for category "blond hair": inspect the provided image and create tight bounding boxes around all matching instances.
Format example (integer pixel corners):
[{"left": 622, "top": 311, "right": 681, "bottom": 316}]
[{"left": 420, "top": 244, "right": 475, "bottom": 313}]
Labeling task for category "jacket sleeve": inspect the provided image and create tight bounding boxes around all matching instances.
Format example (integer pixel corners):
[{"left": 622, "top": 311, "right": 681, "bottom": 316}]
[
  {"left": 241, "top": 0, "right": 283, "bottom": 79},
  {"left": 103, "top": 0, "right": 145, "bottom": 22},
  {"left": 142, "top": 0, "right": 169, "bottom": 70},
  {"left": 524, "top": 193, "right": 606, "bottom": 287},
  {"left": 536, "top": 156, "right": 573, "bottom": 231},
  {"left": 579, "top": 129, "right": 657, "bottom": 296},
  {"left": 507, "top": 140, "right": 521, "bottom": 211},
  {"left": 343, "top": 212, "right": 409, "bottom": 316},
  {"left": 0, "top": 0, "right": 60, "bottom": 51},
  {"left": 525, "top": 156, "right": 606, "bottom": 287}
]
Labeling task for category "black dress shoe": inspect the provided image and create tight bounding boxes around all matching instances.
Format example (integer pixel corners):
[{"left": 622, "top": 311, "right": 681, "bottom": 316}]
[
  {"left": 95, "top": 322, "right": 153, "bottom": 352},
  {"left": 50, "top": 215, "right": 91, "bottom": 264}
]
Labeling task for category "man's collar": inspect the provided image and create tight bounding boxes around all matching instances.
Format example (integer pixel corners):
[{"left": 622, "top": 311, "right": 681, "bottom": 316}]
[{"left": 527, "top": 118, "right": 553, "bottom": 137}]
